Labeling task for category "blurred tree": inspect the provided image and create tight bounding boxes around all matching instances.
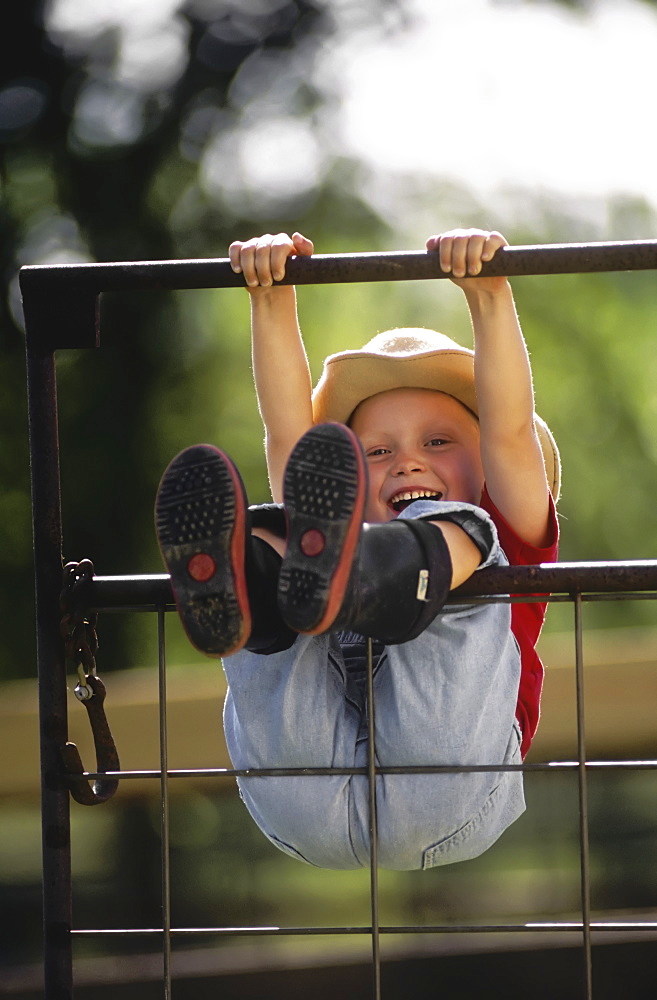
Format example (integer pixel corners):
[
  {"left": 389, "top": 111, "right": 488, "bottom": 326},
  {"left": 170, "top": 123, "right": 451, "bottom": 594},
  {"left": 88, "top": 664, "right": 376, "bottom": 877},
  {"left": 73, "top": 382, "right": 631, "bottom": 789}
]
[
  {"left": 3, "top": 0, "right": 657, "bottom": 681},
  {"left": 0, "top": 0, "right": 401, "bottom": 680}
]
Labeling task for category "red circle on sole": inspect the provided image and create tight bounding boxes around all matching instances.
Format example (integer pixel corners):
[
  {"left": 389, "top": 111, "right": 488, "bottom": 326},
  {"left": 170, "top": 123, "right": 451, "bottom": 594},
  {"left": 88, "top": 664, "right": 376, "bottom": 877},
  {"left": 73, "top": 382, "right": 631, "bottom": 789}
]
[
  {"left": 188, "top": 553, "right": 216, "bottom": 581},
  {"left": 300, "top": 529, "right": 326, "bottom": 556}
]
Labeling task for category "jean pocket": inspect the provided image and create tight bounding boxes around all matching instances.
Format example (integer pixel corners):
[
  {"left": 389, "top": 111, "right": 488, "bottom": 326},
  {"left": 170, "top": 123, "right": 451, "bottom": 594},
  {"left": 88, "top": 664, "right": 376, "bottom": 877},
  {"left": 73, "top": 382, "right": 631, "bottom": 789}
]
[
  {"left": 421, "top": 776, "right": 507, "bottom": 870},
  {"left": 422, "top": 727, "right": 525, "bottom": 870}
]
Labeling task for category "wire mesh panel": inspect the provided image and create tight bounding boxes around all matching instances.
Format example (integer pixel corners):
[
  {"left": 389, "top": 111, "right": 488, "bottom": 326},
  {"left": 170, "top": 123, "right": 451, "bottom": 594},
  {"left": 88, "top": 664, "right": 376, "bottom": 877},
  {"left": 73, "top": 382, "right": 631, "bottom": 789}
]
[
  {"left": 60, "top": 577, "right": 657, "bottom": 1000},
  {"left": 21, "top": 241, "right": 657, "bottom": 999}
]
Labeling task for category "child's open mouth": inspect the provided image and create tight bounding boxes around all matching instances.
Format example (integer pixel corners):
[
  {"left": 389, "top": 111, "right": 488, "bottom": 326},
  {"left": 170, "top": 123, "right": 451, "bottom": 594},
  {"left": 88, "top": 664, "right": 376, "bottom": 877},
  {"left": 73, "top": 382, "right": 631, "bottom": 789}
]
[{"left": 389, "top": 489, "right": 443, "bottom": 513}]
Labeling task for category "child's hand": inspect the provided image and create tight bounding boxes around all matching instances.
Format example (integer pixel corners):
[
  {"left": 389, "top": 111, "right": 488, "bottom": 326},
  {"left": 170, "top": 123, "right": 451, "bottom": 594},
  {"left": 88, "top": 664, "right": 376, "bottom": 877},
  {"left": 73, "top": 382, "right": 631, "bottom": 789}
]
[
  {"left": 229, "top": 232, "right": 314, "bottom": 290},
  {"left": 426, "top": 229, "right": 508, "bottom": 293}
]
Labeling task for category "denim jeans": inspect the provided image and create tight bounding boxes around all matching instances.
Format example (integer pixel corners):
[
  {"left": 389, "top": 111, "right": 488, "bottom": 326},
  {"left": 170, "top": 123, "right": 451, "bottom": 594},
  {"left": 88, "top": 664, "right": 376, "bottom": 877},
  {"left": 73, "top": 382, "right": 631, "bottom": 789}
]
[{"left": 222, "top": 500, "right": 524, "bottom": 871}]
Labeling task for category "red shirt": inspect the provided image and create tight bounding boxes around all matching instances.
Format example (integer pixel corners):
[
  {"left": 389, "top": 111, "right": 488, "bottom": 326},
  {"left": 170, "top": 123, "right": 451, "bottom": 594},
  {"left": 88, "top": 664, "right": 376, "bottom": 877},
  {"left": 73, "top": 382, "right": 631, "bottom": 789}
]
[{"left": 479, "top": 487, "right": 560, "bottom": 758}]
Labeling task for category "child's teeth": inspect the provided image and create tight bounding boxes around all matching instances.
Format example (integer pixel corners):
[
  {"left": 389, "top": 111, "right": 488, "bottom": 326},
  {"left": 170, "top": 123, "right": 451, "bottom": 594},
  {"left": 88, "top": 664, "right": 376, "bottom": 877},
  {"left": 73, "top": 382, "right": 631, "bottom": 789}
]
[{"left": 394, "top": 489, "right": 437, "bottom": 503}]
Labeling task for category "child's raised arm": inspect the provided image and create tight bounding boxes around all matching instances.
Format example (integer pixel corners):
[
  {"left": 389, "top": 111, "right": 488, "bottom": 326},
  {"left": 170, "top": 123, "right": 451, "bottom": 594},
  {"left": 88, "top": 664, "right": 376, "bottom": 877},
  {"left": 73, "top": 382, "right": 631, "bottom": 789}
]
[
  {"left": 426, "top": 228, "right": 551, "bottom": 547},
  {"left": 229, "top": 232, "right": 315, "bottom": 502}
]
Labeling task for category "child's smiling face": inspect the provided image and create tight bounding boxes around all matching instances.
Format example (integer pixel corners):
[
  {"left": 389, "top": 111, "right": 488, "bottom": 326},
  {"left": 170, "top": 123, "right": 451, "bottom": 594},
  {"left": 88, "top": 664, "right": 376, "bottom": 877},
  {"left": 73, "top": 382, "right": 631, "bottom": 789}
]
[{"left": 349, "top": 387, "right": 484, "bottom": 523}]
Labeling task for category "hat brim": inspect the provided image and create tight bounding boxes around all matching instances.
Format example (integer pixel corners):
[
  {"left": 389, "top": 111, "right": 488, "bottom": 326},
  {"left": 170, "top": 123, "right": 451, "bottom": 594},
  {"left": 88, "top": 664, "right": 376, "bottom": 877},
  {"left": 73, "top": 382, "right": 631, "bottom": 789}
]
[{"left": 312, "top": 346, "right": 561, "bottom": 500}]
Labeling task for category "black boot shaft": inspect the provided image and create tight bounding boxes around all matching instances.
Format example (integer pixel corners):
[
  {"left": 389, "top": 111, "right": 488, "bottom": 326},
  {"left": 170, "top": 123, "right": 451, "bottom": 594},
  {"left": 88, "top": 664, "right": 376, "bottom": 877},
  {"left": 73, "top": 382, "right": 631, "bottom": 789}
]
[{"left": 331, "top": 519, "right": 453, "bottom": 644}]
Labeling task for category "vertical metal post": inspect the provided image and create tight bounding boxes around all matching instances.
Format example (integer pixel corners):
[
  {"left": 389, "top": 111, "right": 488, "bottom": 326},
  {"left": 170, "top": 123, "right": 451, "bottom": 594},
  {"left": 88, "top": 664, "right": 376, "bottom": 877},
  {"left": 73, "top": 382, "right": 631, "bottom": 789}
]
[
  {"left": 25, "top": 344, "right": 72, "bottom": 998},
  {"left": 158, "top": 607, "right": 172, "bottom": 997},
  {"left": 573, "top": 593, "right": 593, "bottom": 998},
  {"left": 366, "top": 638, "right": 381, "bottom": 999}
]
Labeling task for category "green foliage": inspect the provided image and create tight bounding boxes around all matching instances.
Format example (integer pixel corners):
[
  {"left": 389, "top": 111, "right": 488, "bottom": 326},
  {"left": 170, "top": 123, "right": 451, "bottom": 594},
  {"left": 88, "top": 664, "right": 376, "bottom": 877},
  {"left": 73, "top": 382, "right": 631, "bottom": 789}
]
[
  {"left": 516, "top": 268, "right": 657, "bottom": 563},
  {"left": 0, "top": 0, "right": 394, "bottom": 680}
]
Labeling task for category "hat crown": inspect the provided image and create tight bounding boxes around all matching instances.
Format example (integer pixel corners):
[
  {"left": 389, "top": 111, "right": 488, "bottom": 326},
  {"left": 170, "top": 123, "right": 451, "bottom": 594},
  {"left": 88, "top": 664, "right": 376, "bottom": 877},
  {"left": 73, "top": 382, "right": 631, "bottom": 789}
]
[{"left": 361, "top": 328, "right": 470, "bottom": 358}]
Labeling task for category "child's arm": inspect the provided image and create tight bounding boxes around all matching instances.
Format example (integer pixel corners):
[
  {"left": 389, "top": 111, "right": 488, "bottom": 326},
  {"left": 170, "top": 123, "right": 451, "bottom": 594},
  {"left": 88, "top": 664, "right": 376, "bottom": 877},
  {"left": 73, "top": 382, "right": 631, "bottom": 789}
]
[
  {"left": 229, "top": 232, "right": 315, "bottom": 502},
  {"left": 426, "top": 228, "right": 551, "bottom": 547}
]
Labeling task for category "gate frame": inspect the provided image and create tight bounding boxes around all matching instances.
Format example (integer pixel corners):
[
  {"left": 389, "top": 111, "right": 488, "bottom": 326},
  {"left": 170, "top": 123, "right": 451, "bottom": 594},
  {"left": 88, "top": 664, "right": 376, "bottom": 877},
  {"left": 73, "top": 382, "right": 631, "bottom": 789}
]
[{"left": 21, "top": 239, "right": 657, "bottom": 998}]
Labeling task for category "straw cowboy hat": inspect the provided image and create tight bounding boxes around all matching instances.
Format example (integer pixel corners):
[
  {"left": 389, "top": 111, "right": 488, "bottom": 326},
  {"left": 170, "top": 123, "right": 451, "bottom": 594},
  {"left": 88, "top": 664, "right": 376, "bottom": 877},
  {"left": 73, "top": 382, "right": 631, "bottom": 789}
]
[{"left": 311, "top": 328, "right": 561, "bottom": 500}]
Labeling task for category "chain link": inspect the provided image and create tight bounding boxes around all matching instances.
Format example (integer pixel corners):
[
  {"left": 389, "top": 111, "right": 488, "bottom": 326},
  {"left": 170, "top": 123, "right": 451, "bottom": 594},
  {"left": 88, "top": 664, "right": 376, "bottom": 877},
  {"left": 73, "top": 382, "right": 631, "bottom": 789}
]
[{"left": 60, "top": 558, "right": 98, "bottom": 700}]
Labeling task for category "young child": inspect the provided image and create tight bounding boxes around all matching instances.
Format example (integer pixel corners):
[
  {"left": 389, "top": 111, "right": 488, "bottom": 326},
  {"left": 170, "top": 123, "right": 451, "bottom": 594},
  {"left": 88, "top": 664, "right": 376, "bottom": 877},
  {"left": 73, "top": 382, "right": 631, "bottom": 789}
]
[{"left": 155, "top": 229, "right": 560, "bottom": 871}]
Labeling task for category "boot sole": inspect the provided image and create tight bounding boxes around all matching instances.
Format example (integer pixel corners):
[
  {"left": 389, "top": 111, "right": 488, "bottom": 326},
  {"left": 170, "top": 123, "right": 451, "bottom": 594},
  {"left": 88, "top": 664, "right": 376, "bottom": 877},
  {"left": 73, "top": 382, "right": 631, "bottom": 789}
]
[
  {"left": 155, "top": 445, "right": 251, "bottom": 656},
  {"left": 279, "top": 423, "right": 367, "bottom": 634}
]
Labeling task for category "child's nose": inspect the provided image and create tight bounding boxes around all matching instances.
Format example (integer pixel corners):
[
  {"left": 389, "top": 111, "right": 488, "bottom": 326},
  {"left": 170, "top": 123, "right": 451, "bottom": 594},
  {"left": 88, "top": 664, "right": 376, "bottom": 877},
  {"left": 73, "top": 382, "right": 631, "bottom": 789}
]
[{"left": 394, "top": 452, "right": 426, "bottom": 474}]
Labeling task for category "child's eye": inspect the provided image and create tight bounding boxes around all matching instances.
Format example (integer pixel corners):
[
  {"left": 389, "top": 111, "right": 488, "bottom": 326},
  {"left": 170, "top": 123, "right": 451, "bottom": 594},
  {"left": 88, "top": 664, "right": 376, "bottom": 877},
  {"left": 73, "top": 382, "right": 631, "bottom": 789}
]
[
  {"left": 366, "top": 447, "right": 390, "bottom": 458},
  {"left": 427, "top": 437, "right": 448, "bottom": 447}
]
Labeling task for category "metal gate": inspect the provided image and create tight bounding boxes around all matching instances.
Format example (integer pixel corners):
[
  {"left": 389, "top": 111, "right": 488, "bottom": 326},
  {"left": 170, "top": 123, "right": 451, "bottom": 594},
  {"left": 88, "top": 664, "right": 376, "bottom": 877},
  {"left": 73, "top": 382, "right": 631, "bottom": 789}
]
[{"left": 22, "top": 240, "right": 657, "bottom": 999}]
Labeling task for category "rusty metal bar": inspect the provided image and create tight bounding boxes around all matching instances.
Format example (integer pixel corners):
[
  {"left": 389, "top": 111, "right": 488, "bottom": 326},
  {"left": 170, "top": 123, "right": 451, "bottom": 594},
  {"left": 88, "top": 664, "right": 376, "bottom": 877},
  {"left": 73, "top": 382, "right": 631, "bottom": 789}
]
[
  {"left": 25, "top": 344, "right": 73, "bottom": 998},
  {"left": 19, "top": 239, "right": 657, "bottom": 292},
  {"left": 83, "top": 561, "right": 657, "bottom": 611},
  {"left": 71, "top": 760, "right": 657, "bottom": 784},
  {"left": 157, "top": 608, "right": 173, "bottom": 999},
  {"left": 69, "top": 919, "right": 657, "bottom": 937},
  {"left": 19, "top": 239, "right": 657, "bottom": 351},
  {"left": 574, "top": 594, "right": 593, "bottom": 999},
  {"left": 458, "top": 560, "right": 657, "bottom": 596},
  {"left": 69, "top": 759, "right": 657, "bottom": 784},
  {"left": 365, "top": 637, "right": 381, "bottom": 1000}
]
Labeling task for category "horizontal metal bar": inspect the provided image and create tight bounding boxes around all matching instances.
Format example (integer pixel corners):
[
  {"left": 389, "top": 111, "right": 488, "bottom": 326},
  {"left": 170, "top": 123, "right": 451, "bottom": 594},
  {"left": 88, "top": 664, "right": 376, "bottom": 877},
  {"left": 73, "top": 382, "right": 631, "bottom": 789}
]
[
  {"left": 92, "top": 592, "right": 657, "bottom": 615},
  {"left": 19, "top": 240, "right": 657, "bottom": 296},
  {"left": 21, "top": 240, "right": 657, "bottom": 351},
  {"left": 89, "top": 575, "right": 173, "bottom": 608},
  {"left": 70, "top": 920, "right": 657, "bottom": 937},
  {"left": 459, "top": 560, "right": 657, "bottom": 596},
  {"left": 72, "top": 760, "right": 657, "bottom": 782},
  {"left": 86, "top": 562, "right": 657, "bottom": 610}
]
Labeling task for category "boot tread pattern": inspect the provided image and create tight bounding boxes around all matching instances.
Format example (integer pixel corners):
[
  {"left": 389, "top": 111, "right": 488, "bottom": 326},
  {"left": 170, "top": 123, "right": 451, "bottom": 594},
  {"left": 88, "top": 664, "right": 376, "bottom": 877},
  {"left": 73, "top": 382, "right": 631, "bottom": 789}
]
[
  {"left": 283, "top": 434, "right": 361, "bottom": 520},
  {"left": 155, "top": 445, "right": 250, "bottom": 656},
  {"left": 156, "top": 453, "right": 234, "bottom": 545},
  {"left": 279, "top": 424, "right": 366, "bottom": 634}
]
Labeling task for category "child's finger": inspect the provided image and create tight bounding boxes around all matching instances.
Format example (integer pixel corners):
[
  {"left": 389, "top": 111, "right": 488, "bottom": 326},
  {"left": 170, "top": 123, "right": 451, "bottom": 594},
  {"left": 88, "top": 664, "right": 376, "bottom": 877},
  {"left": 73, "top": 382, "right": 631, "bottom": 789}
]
[
  {"left": 269, "top": 233, "right": 296, "bottom": 282},
  {"left": 481, "top": 230, "right": 508, "bottom": 261},
  {"left": 228, "top": 241, "right": 244, "bottom": 273},
  {"left": 437, "top": 234, "right": 455, "bottom": 274},
  {"left": 292, "top": 232, "right": 314, "bottom": 256},
  {"left": 238, "top": 236, "right": 265, "bottom": 287},
  {"left": 241, "top": 240, "right": 260, "bottom": 287},
  {"left": 252, "top": 234, "right": 278, "bottom": 286},
  {"left": 465, "top": 233, "right": 488, "bottom": 276},
  {"left": 449, "top": 232, "right": 471, "bottom": 278}
]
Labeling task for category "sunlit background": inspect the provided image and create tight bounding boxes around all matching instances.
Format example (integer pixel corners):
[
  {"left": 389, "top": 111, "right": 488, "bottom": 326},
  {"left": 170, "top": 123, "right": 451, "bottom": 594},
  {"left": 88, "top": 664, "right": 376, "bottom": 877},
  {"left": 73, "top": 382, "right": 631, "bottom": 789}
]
[{"left": 3, "top": 1, "right": 657, "bottom": 996}]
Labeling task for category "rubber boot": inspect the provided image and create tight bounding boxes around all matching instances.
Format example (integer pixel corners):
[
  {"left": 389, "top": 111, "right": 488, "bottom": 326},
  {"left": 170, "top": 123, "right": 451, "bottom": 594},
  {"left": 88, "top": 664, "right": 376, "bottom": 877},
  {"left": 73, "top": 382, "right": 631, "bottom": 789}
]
[
  {"left": 245, "top": 536, "right": 297, "bottom": 653},
  {"left": 155, "top": 445, "right": 294, "bottom": 657},
  {"left": 277, "top": 423, "right": 455, "bottom": 644}
]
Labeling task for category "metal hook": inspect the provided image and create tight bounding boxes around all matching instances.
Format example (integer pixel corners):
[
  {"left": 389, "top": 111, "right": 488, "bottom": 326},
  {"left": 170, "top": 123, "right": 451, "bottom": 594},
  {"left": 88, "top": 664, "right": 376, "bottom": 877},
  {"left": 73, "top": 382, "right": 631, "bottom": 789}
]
[
  {"left": 59, "top": 558, "right": 120, "bottom": 805},
  {"left": 60, "top": 673, "right": 120, "bottom": 805}
]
